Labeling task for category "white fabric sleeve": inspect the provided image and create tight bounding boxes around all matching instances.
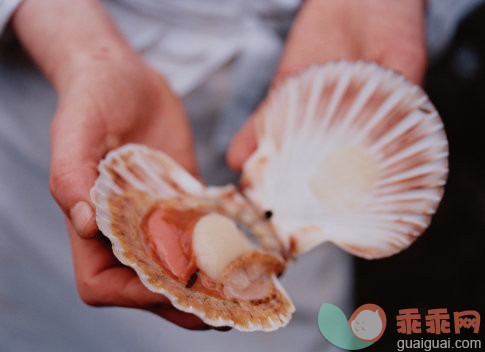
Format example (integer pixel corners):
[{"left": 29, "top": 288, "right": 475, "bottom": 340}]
[{"left": 0, "top": 0, "right": 23, "bottom": 33}]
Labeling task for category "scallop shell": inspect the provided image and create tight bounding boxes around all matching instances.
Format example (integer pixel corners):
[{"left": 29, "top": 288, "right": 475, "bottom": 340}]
[
  {"left": 91, "top": 61, "right": 448, "bottom": 331},
  {"left": 90, "top": 144, "right": 294, "bottom": 331},
  {"left": 241, "top": 61, "right": 448, "bottom": 258}
]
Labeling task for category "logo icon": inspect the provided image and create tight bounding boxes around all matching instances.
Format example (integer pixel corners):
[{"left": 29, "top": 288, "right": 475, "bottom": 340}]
[{"left": 318, "top": 303, "right": 387, "bottom": 350}]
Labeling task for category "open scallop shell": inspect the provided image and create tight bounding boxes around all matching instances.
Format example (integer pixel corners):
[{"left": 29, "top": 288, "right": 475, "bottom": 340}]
[
  {"left": 91, "top": 61, "right": 448, "bottom": 331},
  {"left": 241, "top": 61, "right": 448, "bottom": 258},
  {"left": 91, "top": 144, "right": 294, "bottom": 331}
]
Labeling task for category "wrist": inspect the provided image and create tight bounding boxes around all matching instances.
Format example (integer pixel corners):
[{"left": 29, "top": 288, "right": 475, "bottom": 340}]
[
  {"left": 12, "top": 0, "right": 137, "bottom": 92},
  {"left": 50, "top": 41, "right": 139, "bottom": 94},
  {"left": 276, "top": 0, "right": 426, "bottom": 84}
]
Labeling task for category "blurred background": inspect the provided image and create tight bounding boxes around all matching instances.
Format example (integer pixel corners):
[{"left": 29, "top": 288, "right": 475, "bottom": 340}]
[{"left": 355, "top": 1, "right": 485, "bottom": 349}]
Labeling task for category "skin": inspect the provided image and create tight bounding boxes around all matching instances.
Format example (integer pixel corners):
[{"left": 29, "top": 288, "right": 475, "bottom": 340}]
[
  {"left": 227, "top": 0, "right": 427, "bottom": 169},
  {"left": 12, "top": 0, "right": 426, "bottom": 330},
  {"left": 13, "top": 0, "right": 204, "bottom": 330}
]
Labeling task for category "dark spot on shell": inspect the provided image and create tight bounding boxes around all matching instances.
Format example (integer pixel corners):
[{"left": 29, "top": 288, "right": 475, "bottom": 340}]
[
  {"left": 418, "top": 106, "right": 432, "bottom": 114},
  {"left": 264, "top": 210, "right": 273, "bottom": 219},
  {"left": 185, "top": 270, "right": 199, "bottom": 288},
  {"left": 289, "top": 236, "right": 298, "bottom": 256}
]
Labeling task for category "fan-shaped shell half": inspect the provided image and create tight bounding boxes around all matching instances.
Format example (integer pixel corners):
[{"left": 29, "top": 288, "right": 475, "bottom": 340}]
[
  {"left": 90, "top": 144, "right": 294, "bottom": 331},
  {"left": 241, "top": 61, "right": 448, "bottom": 259}
]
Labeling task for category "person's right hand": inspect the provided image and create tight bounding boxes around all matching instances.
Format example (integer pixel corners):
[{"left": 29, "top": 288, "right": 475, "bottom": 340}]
[{"left": 13, "top": 0, "right": 208, "bottom": 330}]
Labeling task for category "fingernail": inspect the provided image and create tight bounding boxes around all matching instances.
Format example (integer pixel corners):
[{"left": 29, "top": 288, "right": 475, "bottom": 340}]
[{"left": 70, "top": 201, "right": 94, "bottom": 237}]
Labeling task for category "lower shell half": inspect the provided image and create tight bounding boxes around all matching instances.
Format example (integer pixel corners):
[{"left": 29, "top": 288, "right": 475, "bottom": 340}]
[{"left": 90, "top": 144, "right": 294, "bottom": 331}]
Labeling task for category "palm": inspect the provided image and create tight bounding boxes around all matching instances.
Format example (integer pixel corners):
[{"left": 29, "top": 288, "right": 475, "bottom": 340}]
[
  {"left": 54, "top": 60, "right": 197, "bottom": 174},
  {"left": 50, "top": 59, "right": 204, "bottom": 329}
]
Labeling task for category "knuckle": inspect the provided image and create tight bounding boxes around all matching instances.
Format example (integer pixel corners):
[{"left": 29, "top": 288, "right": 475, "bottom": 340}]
[
  {"left": 48, "top": 169, "right": 66, "bottom": 205},
  {"left": 77, "top": 280, "right": 102, "bottom": 307},
  {"left": 49, "top": 165, "right": 77, "bottom": 209}
]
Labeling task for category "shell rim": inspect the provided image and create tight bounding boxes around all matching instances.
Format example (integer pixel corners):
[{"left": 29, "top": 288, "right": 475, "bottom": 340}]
[{"left": 90, "top": 144, "right": 295, "bottom": 332}]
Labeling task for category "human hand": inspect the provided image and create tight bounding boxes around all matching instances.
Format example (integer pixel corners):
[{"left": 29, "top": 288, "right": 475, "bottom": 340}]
[
  {"left": 55, "top": 57, "right": 208, "bottom": 329},
  {"left": 227, "top": 0, "right": 427, "bottom": 169},
  {"left": 13, "top": 0, "right": 206, "bottom": 330}
]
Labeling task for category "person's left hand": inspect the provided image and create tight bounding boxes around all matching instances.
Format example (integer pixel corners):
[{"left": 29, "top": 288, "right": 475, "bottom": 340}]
[{"left": 227, "top": 0, "right": 427, "bottom": 170}]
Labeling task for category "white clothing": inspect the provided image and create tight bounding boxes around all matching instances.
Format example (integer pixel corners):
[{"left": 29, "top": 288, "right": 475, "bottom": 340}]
[{"left": 0, "top": 1, "right": 352, "bottom": 351}]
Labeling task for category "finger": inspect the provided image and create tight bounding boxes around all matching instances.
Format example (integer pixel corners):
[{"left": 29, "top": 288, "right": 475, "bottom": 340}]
[
  {"left": 212, "top": 326, "right": 232, "bottom": 332},
  {"left": 49, "top": 104, "right": 107, "bottom": 238},
  {"left": 67, "top": 218, "right": 167, "bottom": 307},
  {"left": 147, "top": 306, "right": 210, "bottom": 331},
  {"left": 68, "top": 219, "right": 212, "bottom": 331},
  {"left": 148, "top": 306, "right": 231, "bottom": 331},
  {"left": 68, "top": 219, "right": 231, "bottom": 331},
  {"left": 226, "top": 116, "right": 258, "bottom": 171},
  {"left": 226, "top": 61, "right": 301, "bottom": 172}
]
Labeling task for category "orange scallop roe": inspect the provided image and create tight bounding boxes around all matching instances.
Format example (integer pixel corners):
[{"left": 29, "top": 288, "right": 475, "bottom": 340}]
[
  {"left": 142, "top": 207, "right": 280, "bottom": 301},
  {"left": 142, "top": 207, "right": 204, "bottom": 285}
]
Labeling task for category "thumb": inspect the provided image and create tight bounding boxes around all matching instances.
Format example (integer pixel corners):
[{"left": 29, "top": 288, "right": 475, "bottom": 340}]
[
  {"left": 49, "top": 108, "right": 104, "bottom": 238},
  {"left": 226, "top": 115, "right": 258, "bottom": 171},
  {"left": 226, "top": 70, "right": 289, "bottom": 171}
]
